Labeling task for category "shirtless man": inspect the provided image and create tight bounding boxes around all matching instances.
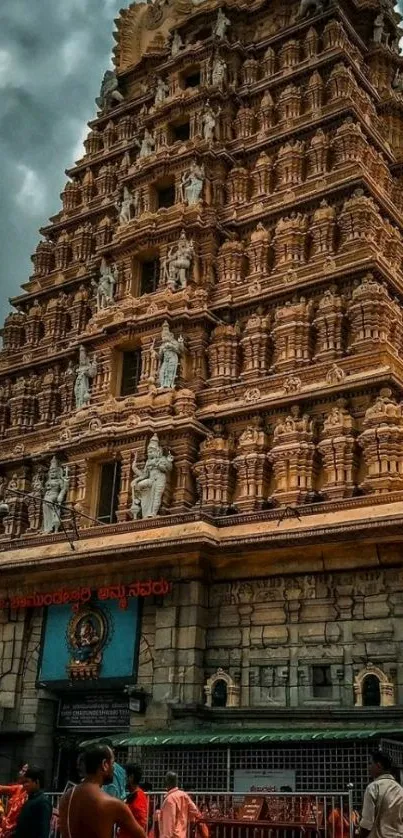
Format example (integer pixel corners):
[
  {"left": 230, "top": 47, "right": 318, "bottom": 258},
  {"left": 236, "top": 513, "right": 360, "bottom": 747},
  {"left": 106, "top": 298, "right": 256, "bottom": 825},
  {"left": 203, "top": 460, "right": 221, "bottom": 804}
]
[{"left": 59, "top": 744, "right": 146, "bottom": 838}]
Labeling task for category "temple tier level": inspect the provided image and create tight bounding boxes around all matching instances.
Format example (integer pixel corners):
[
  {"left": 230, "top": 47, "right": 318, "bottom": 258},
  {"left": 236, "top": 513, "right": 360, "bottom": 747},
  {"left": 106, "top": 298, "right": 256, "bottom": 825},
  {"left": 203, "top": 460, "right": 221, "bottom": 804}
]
[{"left": 0, "top": 0, "right": 403, "bottom": 795}]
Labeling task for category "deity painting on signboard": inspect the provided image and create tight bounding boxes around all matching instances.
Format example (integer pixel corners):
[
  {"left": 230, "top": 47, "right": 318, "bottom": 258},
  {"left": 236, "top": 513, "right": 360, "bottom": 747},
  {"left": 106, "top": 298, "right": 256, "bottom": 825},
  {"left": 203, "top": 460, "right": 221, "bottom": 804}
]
[{"left": 67, "top": 605, "right": 109, "bottom": 681}]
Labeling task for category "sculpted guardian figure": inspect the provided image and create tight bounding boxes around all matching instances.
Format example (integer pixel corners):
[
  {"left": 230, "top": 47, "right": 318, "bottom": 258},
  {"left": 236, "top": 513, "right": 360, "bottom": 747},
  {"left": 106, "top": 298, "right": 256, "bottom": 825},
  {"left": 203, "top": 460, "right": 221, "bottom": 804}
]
[
  {"left": 295, "top": 0, "right": 324, "bottom": 20},
  {"left": 74, "top": 345, "right": 97, "bottom": 410},
  {"left": 117, "top": 186, "right": 138, "bottom": 225},
  {"left": 211, "top": 55, "right": 227, "bottom": 89},
  {"left": 155, "top": 77, "right": 169, "bottom": 106},
  {"left": 163, "top": 231, "right": 195, "bottom": 290},
  {"left": 131, "top": 435, "right": 174, "bottom": 519},
  {"left": 214, "top": 7, "right": 231, "bottom": 39},
  {"left": 201, "top": 101, "right": 220, "bottom": 143},
  {"left": 42, "top": 457, "right": 69, "bottom": 534},
  {"left": 139, "top": 128, "right": 156, "bottom": 159},
  {"left": 180, "top": 160, "right": 205, "bottom": 205},
  {"left": 158, "top": 322, "right": 184, "bottom": 389},
  {"left": 96, "top": 70, "right": 124, "bottom": 112},
  {"left": 93, "top": 259, "right": 117, "bottom": 311}
]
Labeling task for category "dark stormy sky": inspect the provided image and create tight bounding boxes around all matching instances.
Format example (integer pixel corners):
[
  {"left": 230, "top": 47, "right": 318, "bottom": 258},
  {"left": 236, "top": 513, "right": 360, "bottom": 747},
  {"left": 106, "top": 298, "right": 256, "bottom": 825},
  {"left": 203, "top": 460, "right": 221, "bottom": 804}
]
[{"left": 0, "top": 1, "right": 402, "bottom": 322}]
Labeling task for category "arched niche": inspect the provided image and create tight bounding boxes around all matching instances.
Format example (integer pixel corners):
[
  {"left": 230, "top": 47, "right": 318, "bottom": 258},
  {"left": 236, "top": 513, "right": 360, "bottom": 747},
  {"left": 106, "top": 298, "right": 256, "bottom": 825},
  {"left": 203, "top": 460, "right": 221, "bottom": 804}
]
[
  {"left": 354, "top": 664, "right": 394, "bottom": 707},
  {"left": 204, "top": 668, "right": 240, "bottom": 708}
]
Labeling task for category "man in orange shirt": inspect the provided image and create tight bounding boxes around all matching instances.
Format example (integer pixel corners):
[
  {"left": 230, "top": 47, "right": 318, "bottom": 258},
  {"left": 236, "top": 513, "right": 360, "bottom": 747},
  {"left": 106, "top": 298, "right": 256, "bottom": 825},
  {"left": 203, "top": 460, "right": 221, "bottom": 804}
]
[
  {"left": 0, "top": 764, "right": 28, "bottom": 838},
  {"left": 120, "top": 765, "right": 148, "bottom": 837}
]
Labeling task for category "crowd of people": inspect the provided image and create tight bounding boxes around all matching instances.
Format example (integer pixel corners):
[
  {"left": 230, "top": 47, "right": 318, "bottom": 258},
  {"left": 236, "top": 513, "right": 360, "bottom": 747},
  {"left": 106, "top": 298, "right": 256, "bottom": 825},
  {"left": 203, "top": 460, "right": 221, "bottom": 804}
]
[{"left": 0, "top": 747, "right": 402, "bottom": 838}]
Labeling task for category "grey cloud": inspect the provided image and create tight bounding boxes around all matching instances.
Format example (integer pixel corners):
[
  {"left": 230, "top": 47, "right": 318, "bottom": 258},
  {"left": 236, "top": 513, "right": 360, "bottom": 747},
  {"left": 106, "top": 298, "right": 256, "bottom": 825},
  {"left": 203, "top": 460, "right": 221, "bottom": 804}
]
[{"left": 0, "top": 0, "right": 125, "bottom": 316}]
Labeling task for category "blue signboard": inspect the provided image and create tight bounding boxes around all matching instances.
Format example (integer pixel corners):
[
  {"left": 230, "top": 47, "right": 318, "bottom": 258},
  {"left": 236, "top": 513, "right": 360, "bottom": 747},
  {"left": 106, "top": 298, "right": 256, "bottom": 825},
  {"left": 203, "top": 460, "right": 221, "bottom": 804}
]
[{"left": 39, "top": 598, "right": 139, "bottom": 684}]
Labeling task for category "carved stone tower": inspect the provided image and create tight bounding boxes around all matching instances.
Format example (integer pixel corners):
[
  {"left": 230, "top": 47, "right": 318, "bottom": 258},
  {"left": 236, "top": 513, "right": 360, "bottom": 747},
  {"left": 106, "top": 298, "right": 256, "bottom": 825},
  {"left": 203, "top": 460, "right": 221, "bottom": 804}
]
[{"left": 0, "top": 0, "right": 403, "bottom": 793}]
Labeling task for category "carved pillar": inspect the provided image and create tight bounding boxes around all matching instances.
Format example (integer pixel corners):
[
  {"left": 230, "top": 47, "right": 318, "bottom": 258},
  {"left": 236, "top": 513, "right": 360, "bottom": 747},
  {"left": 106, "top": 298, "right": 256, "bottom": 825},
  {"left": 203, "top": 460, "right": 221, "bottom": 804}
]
[
  {"left": 3, "top": 473, "right": 28, "bottom": 539},
  {"left": 92, "top": 345, "right": 114, "bottom": 400},
  {"left": 170, "top": 432, "right": 200, "bottom": 512},
  {"left": 258, "top": 91, "right": 275, "bottom": 133},
  {"left": 95, "top": 216, "right": 113, "bottom": 250},
  {"left": 271, "top": 297, "right": 314, "bottom": 372},
  {"left": 239, "top": 604, "right": 253, "bottom": 707},
  {"left": 310, "top": 200, "right": 336, "bottom": 258},
  {"left": 304, "top": 26, "right": 319, "bottom": 59},
  {"left": 272, "top": 213, "right": 308, "bottom": 269},
  {"left": 216, "top": 241, "right": 246, "bottom": 291},
  {"left": 306, "top": 129, "right": 328, "bottom": 179},
  {"left": 313, "top": 288, "right": 346, "bottom": 360},
  {"left": 306, "top": 71, "right": 324, "bottom": 113},
  {"left": 116, "top": 450, "right": 134, "bottom": 523},
  {"left": 37, "top": 367, "right": 61, "bottom": 425},
  {"left": 54, "top": 231, "right": 71, "bottom": 271},
  {"left": 3, "top": 311, "right": 27, "bottom": 354},
  {"left": 347, "top": 274, "right": 402, "bottom": 354},
  {"left": 338, "top": 191, "right": 384, "bottom": 253},
  {"left": 31, "top": 241, "right": 54, "bottom": 276},
  {"left": 240, "top": 313, "right": 271, "bottom": 379},
  {"left": 279, "top": 39, "right": 300, "bottom": 70},
  {"left": 251, "top": 153, "right": 272, "bottom": 198},
  {"left": 193, "top": 435, "right": 235, "bottom": 513},
  {"left": 317, "top": 401, "right": 358, "bottom": 499},
  {"left": 278, "top": 84, "right": 301, "bottom": 122},
  {"left": 276, "top": 141, "right": 305, "bottom": 189},
  {"left": 71, "top": 223, "right": 93, "bottom": 264},
  {"left": 81, "top": 169, "right": 96, "bottom": 205},
  {"left": 71, "top": 285, "right": 91, "bottom": 334},
  {"left": 234, "top": 107, "right": 255, "bottom": 140},
  {"left": 247, "top": 225, "right": 271, "bottom": 278},
  {"left": 241, "top": 58, "right": 259, "bottom": 85},
  {"left": 268, "top": 408, "right": 317, "bottom": 505},
  {"left": 332, "top": 119, "right": 369, "bottom": 168},
  {"left": 262, "top": 47, "right": 276, "bottom": 77},
  {"left": 233, "top": 425, "right": 269, "bottom": 511},
  {"left": 208, "top": 323, "right": 240, "bottom": 385},
  {"left": 226, "top": 167, "right": 249, "bottom": 207},
  {"left": 358, "top": 389, "right": 403, "bottom": 493}
]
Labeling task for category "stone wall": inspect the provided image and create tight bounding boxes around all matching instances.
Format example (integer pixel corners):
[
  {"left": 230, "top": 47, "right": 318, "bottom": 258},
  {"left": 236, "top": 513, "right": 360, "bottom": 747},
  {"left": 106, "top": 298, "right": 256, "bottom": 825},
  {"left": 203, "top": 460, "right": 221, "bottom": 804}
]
[{"left": 206, "top": 568, "right": 403, "bottom": 708}]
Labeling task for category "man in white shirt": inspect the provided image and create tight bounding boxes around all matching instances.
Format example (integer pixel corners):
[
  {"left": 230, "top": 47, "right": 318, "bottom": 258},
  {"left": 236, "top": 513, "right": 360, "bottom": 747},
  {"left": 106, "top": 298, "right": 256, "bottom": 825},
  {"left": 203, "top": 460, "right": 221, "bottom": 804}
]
[{"left": 360, "top": 750, "right": 403, "bottom": 838}]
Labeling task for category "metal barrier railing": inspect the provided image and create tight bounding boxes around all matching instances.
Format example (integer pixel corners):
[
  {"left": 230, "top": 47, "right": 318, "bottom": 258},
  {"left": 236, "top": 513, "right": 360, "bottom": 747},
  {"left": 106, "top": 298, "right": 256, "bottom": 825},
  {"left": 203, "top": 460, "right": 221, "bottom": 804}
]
[{"left": 2, "top": 789, "right": 356, "bottom": 838}]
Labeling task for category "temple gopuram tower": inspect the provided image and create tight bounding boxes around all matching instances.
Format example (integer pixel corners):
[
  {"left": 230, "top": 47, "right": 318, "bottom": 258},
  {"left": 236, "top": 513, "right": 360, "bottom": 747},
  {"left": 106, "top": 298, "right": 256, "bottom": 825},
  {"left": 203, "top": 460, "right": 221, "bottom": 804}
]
[{"left": 1, "top": 0, "right": 403, "bottom": 795}]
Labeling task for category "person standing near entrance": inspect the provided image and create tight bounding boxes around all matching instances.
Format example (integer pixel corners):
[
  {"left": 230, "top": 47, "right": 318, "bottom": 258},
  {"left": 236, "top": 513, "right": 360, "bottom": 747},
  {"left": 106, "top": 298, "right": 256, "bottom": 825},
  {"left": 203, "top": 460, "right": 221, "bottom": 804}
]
[
  {"left": 158, "top": 772, "right": 201, "bottom": 838},
  {"left": 359, "top": 750, "right": 403, "bottom": 838},
  {"left": 0, "top": 764, "right": 28, "bottom": 838},
  {"left": 59, "top": 744, "right": 146, "bottom": 838},
  {"left": 120, "top": 764, "right": 148, "bottom": 836},
  {"left": 14, "top": 766, "right": 52, "bottom": 838}
]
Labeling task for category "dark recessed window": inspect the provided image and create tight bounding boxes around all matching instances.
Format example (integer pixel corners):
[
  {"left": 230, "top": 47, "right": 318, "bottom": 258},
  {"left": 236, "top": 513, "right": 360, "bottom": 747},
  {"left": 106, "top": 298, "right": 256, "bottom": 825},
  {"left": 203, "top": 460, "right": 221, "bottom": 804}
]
[
  {"left": 140, "top": 259, "right": 160, "bottom": 295},
  {"left": 362, "top": 675, "right": 381, "bottom": 707},
  {"left": 184, "top": 70, "right": 201, "bottom": 89},
  {"left": 172, "top": 122, "right": 191, "bottom": 143},
  {"left": 312, "top": 665, "right": 332, "bottom": 699},
  {"left": 121, "top": 350, "right": 142, "bottom": 397},
  {"left": 211, "top": 679, "right": 227, "bottom": 708},
  {"left": 97, "top": 460, "right": 121, "bottom": 525},
  {"left": 157, "top": 184, "right": 176, "bottom": 209}
]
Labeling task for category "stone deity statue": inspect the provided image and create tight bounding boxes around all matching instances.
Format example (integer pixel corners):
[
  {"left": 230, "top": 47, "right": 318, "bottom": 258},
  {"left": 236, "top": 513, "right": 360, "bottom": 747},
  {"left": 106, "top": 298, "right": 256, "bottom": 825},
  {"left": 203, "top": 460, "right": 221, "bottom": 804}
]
[
  {"left": 96, "top": 70, "right": 124, "bottom": 112},
  {"left": 201, "top": 102, "right": 220, "bottom": 143},
  {"left": 373, "top": 13, "right": 386, "bottom": 44},
  {"left": 392, "top": 69, "right": 403, "bottom": 94},
  {"left": 158, "top": 322, "right": 184, "bottom": 389},
  {"left": 171, "top": 30, "right": 184, "bottom": 57},
  {"left": 117, "top": 186, "right": 138, "bottom": 224},
  {"left": 139, "top": 128, "right": 155, "bottom": 159},
  {"left": 214, "top": 7, "right": 231, "bottom": 39},
  {"left": 131, "top": 435, "right": 174, "bottom": 519},
  {"left": 155, "top": 77, "right": 169, "bottom": 106},
  {"left": 211, "top": 55, "right": 227, "bottom": 89},
  {"left": 93, "top": 259, "right": 117, "bottom": 311},
  {"left": 74, "top": 345, "right": 97, "bottom": 410},
  {"left": 42, "top": 457, "right": 69, "bottom": 534},
  {"left": 163, "top": 231, "right": 195, "bottom": 290},
  {"left": 180, "top": 160, "right": 205, "bottom": 205}
]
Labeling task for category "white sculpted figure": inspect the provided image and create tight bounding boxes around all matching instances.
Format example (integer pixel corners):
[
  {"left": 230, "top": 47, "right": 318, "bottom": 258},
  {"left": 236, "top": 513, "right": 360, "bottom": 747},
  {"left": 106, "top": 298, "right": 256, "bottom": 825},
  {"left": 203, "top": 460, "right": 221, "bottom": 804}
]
[
  {"left": 118, "top": 186, "right": 137, "bottom": 225},
  {"left": 158, "top": 322, "right": 184, "bottom": 389},
  {"left": 131, "top": 435, "right": 173, "bottom": 519},
  {"left": 96, "top": 70, "right": 124, "bottom": 112},
  {"left": 171, "top": 30, "right": 184, "bottom": 57},
  {"left": 163, "top": 231, "right": 195, "bottom": 290},
  {"left": 42, "top": 457, "right": 69, "bottom": 534},
  {"left": 140, "top": 128, "right": 155, "bottom": 159},
  {"left": 211, "top": 55, "right": 227, "bottom": 89},
  {"left": 214, "top": 8, "right": 231, "bottom": 39},
  {"left": 94, "top": 259, "right": 117, "bottom": 311},
  {"left": 155, "top": 77, "right": 169, "bottom": 106},
  {"left": 201, "top": 101, "right": 220, "bottom": 142},
  {"left": 180, "top": 160, "right": 205, "bottom": 205},
  {"left": 393, "top": 69, "right": 403, "bottom": 94},
  {"left": 74, "top": 345, "right": 97, "bottom": 410}
]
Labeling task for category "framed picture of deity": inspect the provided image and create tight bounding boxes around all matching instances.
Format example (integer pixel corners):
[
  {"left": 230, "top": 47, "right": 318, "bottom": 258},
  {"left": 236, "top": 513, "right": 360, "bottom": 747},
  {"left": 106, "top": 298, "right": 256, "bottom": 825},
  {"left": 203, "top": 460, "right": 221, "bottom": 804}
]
[{"left": 37, "top": 597, "right": 141, "bottom": 689}]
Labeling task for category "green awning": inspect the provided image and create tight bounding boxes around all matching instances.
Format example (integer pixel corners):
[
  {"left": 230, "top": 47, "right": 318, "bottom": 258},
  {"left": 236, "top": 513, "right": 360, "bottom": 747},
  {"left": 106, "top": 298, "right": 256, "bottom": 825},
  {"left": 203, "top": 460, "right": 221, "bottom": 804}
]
[{"left": 80, "top": 726, "right": 403, "bottom": 749}]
